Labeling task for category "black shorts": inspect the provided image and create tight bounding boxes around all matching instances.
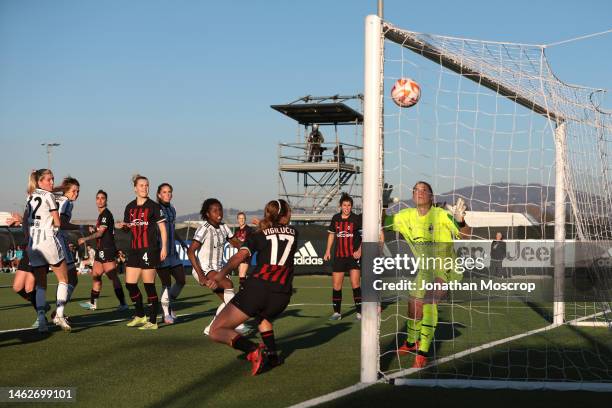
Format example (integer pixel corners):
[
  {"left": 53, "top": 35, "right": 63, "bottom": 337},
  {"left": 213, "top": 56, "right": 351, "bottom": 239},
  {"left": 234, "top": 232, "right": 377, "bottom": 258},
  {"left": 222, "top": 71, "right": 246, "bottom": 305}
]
[
  {"left": 332, "top": 256, "right": 360, "bottom": 272},
  {"left": 126, "top": 249, "right": 160, "bottom": 269},
  {"left": 230, "top": 279, "right": 291, "bottom": 321},
  {"left": 17, "top": 252, "right": 32, "bottom": 273},
  {"left": 95, "top": 247, "right": 117, "bottom": 263}
]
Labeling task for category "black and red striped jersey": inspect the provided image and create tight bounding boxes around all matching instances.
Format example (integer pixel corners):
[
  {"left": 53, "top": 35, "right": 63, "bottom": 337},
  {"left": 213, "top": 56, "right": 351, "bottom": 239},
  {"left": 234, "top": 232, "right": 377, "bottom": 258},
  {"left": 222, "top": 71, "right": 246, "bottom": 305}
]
[
  {"left": 241, "top": 225, "right": 298, "bottom": 292},
  {"left": 328, "top": 212, "right": 362, "bottom": 258},
  {"left": 96, "top": 208, "right": 116, "bottom": 250},
  {"left": 234, "top": 224, "right": 254, "bottom": 243},
  {"left": 123, "top": 198, "right": 165, "bottom": 251}
]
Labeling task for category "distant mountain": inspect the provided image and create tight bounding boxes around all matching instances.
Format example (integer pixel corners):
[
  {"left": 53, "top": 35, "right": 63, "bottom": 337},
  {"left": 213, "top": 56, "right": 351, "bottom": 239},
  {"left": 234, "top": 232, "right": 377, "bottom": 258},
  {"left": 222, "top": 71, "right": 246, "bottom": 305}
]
[{"left": 176, "top": 208, "right": 264, "bottom": 224}]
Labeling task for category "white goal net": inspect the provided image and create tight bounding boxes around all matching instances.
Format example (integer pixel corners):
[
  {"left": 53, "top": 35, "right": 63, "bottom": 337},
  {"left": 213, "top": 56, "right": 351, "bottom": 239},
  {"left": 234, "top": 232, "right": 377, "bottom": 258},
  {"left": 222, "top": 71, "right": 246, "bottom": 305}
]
[{"left": 361, "top": 14, "right": 612, "bottom": 390}]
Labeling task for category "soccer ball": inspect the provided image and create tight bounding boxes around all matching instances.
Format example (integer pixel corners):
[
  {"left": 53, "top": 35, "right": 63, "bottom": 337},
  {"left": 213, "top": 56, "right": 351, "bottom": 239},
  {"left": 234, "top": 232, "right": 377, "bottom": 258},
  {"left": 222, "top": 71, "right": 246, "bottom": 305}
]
[{"left": 391, "top": 78, "right": 421, "bottom": 108}]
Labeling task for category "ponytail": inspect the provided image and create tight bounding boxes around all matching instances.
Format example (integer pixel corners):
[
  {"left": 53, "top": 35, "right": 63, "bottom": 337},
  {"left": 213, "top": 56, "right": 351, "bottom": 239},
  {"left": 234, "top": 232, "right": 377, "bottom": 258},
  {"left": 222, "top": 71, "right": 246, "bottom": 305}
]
[
  {"left": 258, "top": 199, "right": 290, "bottom": 230},
  {"left": 27, "top": 169, "right": 53, "bottom": 195}
]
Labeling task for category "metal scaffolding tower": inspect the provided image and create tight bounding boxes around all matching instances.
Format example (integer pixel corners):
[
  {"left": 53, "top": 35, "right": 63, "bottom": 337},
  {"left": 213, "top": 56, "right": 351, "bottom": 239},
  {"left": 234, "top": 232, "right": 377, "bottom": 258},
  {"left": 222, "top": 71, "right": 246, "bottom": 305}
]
[{"left": 272, "top": 94, "right": 363, "bottom": 223}]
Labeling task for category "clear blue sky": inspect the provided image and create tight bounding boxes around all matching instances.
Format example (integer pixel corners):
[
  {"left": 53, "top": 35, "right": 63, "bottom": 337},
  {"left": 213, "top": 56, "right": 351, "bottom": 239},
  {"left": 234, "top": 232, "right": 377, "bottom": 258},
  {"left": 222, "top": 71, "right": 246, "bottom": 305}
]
[{"left": 1, "top": 0, "right": 610, "bottom": 219}]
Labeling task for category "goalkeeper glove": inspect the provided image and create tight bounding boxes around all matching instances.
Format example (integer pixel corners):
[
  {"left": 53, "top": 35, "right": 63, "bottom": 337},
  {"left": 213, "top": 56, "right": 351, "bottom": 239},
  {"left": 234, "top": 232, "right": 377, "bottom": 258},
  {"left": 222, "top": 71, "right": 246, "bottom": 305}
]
[
  {"left": 446, "top": 197, "right": 466, "bottom": 222},
  {"left": 382, "top": 183, "right": 394, "bottom": 209}
]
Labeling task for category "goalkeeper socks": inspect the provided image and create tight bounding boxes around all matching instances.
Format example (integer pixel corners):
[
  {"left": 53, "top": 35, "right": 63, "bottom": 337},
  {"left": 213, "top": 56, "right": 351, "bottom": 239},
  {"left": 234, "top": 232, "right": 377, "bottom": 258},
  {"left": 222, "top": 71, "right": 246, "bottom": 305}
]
[
  {"left": 352, "top": 287, "right": 362, "bottom": 313},
  {"left": 239, "top": 277, "right": 246, "bottom": 291},
  {"left": 406, "top": 318, "right": 422, "bottom": 345},
  {"left": 332, "top": 289, "right": 342, "bottom": 313},
  {"left": 418, "top": 304, "right": 438, "bottom": 353}
]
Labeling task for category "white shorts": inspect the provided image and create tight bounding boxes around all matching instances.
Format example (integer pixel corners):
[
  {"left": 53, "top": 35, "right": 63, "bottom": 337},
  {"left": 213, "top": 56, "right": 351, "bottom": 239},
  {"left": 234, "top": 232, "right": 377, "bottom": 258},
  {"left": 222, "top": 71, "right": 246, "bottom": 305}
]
[
  {"left": 57, "top": 232, "right": 75, "bottom": 266},
  {"left": 28, "top": 231, "right": 65, "bottom": 268}
]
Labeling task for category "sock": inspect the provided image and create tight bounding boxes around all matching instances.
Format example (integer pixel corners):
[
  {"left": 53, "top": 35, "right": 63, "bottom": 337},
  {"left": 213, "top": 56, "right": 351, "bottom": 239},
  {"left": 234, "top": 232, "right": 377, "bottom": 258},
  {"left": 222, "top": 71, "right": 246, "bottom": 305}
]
[
  {"left": 169, "top": 282, "right": 184, "bottom": 300},
  {"left": 114, "top": 286, "right": 126, "bottom": 305},
  {"left": 66, "top": 284, "right": 75, "bottom": 302},
  {"left": 230, "top": 334, "right": 258, "bottom": 353},
  {"left": 35, "top": 286, "right": 46, "bottom": 317},
  {"left": 223, "top": 288, "right": 235, "bottom": 305},
  {"left": 90, "top": 290, "right": 100, "bottom": 306},
  {"left": 352, "top": 287, "right": 362, "bottom": 314},
  {"left": 55, "top": 282, "right": 68, "bottom": 318},
  {"left": 332, "top": 289, "right": 342, "bottom": 314},
  {"left": 17, "top": 288, "right": 34, "bottom": 309},
  {"left": 144, "top": 283, "right": 158, "bottom": 324},
  {"left": 18, "top": 289, "right": 37, "bottom": 311},
  {"left": 161, "top": 285, "right": 170, "bottom": 316},
  {"left": 215, "top": 301, "right": 226, "bottom": 317},
  {"left": 16, "top": 288, "right": 29, "bottom": 301},
  {"left": 239, "top": 277, "right": 246, "bottom": 291},
  {"left": 260, "top": 330, "right": 277, "bottom": 353},
  {"left": 27, "top": 290, "right": 37, "bottom": 311},
  {"left": 203, "top": 301, "right": 227, "bottom": 334},
  {"left": 125, "top": 283, "right": 144, "bottom": 317},
  {"left": 418, "top": 304, "right": 438, "bottom": 354},
  {"left": 406, "top": 318, "right": 422, "bottom": 345}
]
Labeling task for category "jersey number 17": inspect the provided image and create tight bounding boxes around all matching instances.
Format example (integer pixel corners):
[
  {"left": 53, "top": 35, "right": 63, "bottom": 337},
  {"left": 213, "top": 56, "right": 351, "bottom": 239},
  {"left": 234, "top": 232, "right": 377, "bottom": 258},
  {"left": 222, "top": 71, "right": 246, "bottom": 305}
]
[{"left": 266, "top": 234, "right": 294, "bottom": 266}]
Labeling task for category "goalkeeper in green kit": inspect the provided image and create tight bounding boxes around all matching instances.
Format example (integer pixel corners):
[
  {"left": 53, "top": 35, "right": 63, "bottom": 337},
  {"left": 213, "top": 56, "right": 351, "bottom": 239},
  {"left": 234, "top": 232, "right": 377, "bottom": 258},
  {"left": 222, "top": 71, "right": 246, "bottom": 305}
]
[{"left": 383, "top": 181, "right": 470, "bottom": 368}]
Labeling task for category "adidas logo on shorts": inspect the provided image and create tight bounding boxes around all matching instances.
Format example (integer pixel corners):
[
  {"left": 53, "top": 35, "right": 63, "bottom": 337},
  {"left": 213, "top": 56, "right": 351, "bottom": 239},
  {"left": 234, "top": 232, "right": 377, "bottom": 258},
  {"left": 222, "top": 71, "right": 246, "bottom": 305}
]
[{"left": 294, "top": 241, "right": 323, "bottom": 265}]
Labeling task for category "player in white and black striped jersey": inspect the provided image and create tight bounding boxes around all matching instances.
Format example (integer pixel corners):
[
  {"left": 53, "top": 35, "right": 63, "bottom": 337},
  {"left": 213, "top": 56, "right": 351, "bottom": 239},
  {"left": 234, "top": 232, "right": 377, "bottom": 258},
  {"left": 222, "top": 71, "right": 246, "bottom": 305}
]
[
  {"left": 25, "top": 169, "right": 72, "bottom": 332},
  {"left": 187, "top": 198, "right": 248, "bottom": 336},
  {"left": 53, "top": 177, "right": 93, "bottom": 321}
]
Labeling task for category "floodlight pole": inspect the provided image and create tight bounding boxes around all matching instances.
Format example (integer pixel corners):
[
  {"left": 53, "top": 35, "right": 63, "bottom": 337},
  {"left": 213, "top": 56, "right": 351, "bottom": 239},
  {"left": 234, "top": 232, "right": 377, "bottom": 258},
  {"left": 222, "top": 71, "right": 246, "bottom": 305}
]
[
  {"left": 377, "top": 0, "right": 383, "bottom": 18},
  {"left": 41, "top": 143, "right": 61, "bottom": 169}
]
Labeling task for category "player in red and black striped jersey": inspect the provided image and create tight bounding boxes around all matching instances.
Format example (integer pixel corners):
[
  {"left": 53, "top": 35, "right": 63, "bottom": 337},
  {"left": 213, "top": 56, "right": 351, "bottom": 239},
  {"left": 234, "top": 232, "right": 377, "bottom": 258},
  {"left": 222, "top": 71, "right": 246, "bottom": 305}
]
[
  {"left": 206, "top": 199, "right": 297, "bottom": 375},
  {"left": 117, "top": 175, "right": 167, "bottom": 330},
  {"left": 323, "top": 193, "right": 362, "bottom": 321},
  {"left": 235, "top": 212, "right": 254, "bottom": 290},
  {"left": 78, "top": 190, "right": 127, "bottom": 312}
]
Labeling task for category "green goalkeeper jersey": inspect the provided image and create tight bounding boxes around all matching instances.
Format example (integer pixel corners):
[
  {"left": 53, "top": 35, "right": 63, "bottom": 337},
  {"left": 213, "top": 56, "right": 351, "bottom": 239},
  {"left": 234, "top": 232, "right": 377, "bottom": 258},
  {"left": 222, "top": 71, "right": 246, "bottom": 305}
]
[{"left": 386, "top": 206, "right": 459, "bottom": 244}]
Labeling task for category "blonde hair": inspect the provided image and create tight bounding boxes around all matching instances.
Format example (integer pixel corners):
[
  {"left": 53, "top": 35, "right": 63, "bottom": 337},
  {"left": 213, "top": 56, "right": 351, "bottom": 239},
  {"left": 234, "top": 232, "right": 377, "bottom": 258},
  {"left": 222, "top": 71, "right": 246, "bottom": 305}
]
[
  {"left": 28, "top": 169, "right": 53, "bottom": 195},
  {"left": 132, "top": 174, "right": 148, "bottom": 186}
]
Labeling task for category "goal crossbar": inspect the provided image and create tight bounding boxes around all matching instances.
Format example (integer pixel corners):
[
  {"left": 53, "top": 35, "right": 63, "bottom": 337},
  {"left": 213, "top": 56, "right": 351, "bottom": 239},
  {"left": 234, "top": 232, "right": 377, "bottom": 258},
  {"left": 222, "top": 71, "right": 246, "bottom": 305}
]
[{"left": 383, "top": 23, "right": 564, "bottom": 123}]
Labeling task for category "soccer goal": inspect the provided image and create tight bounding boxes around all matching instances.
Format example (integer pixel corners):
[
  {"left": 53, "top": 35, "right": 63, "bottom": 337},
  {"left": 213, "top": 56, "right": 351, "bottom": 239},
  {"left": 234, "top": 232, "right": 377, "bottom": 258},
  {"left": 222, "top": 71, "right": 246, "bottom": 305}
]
[{"left": 361, "top": 14, "right": 612, "bottom": 390}]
